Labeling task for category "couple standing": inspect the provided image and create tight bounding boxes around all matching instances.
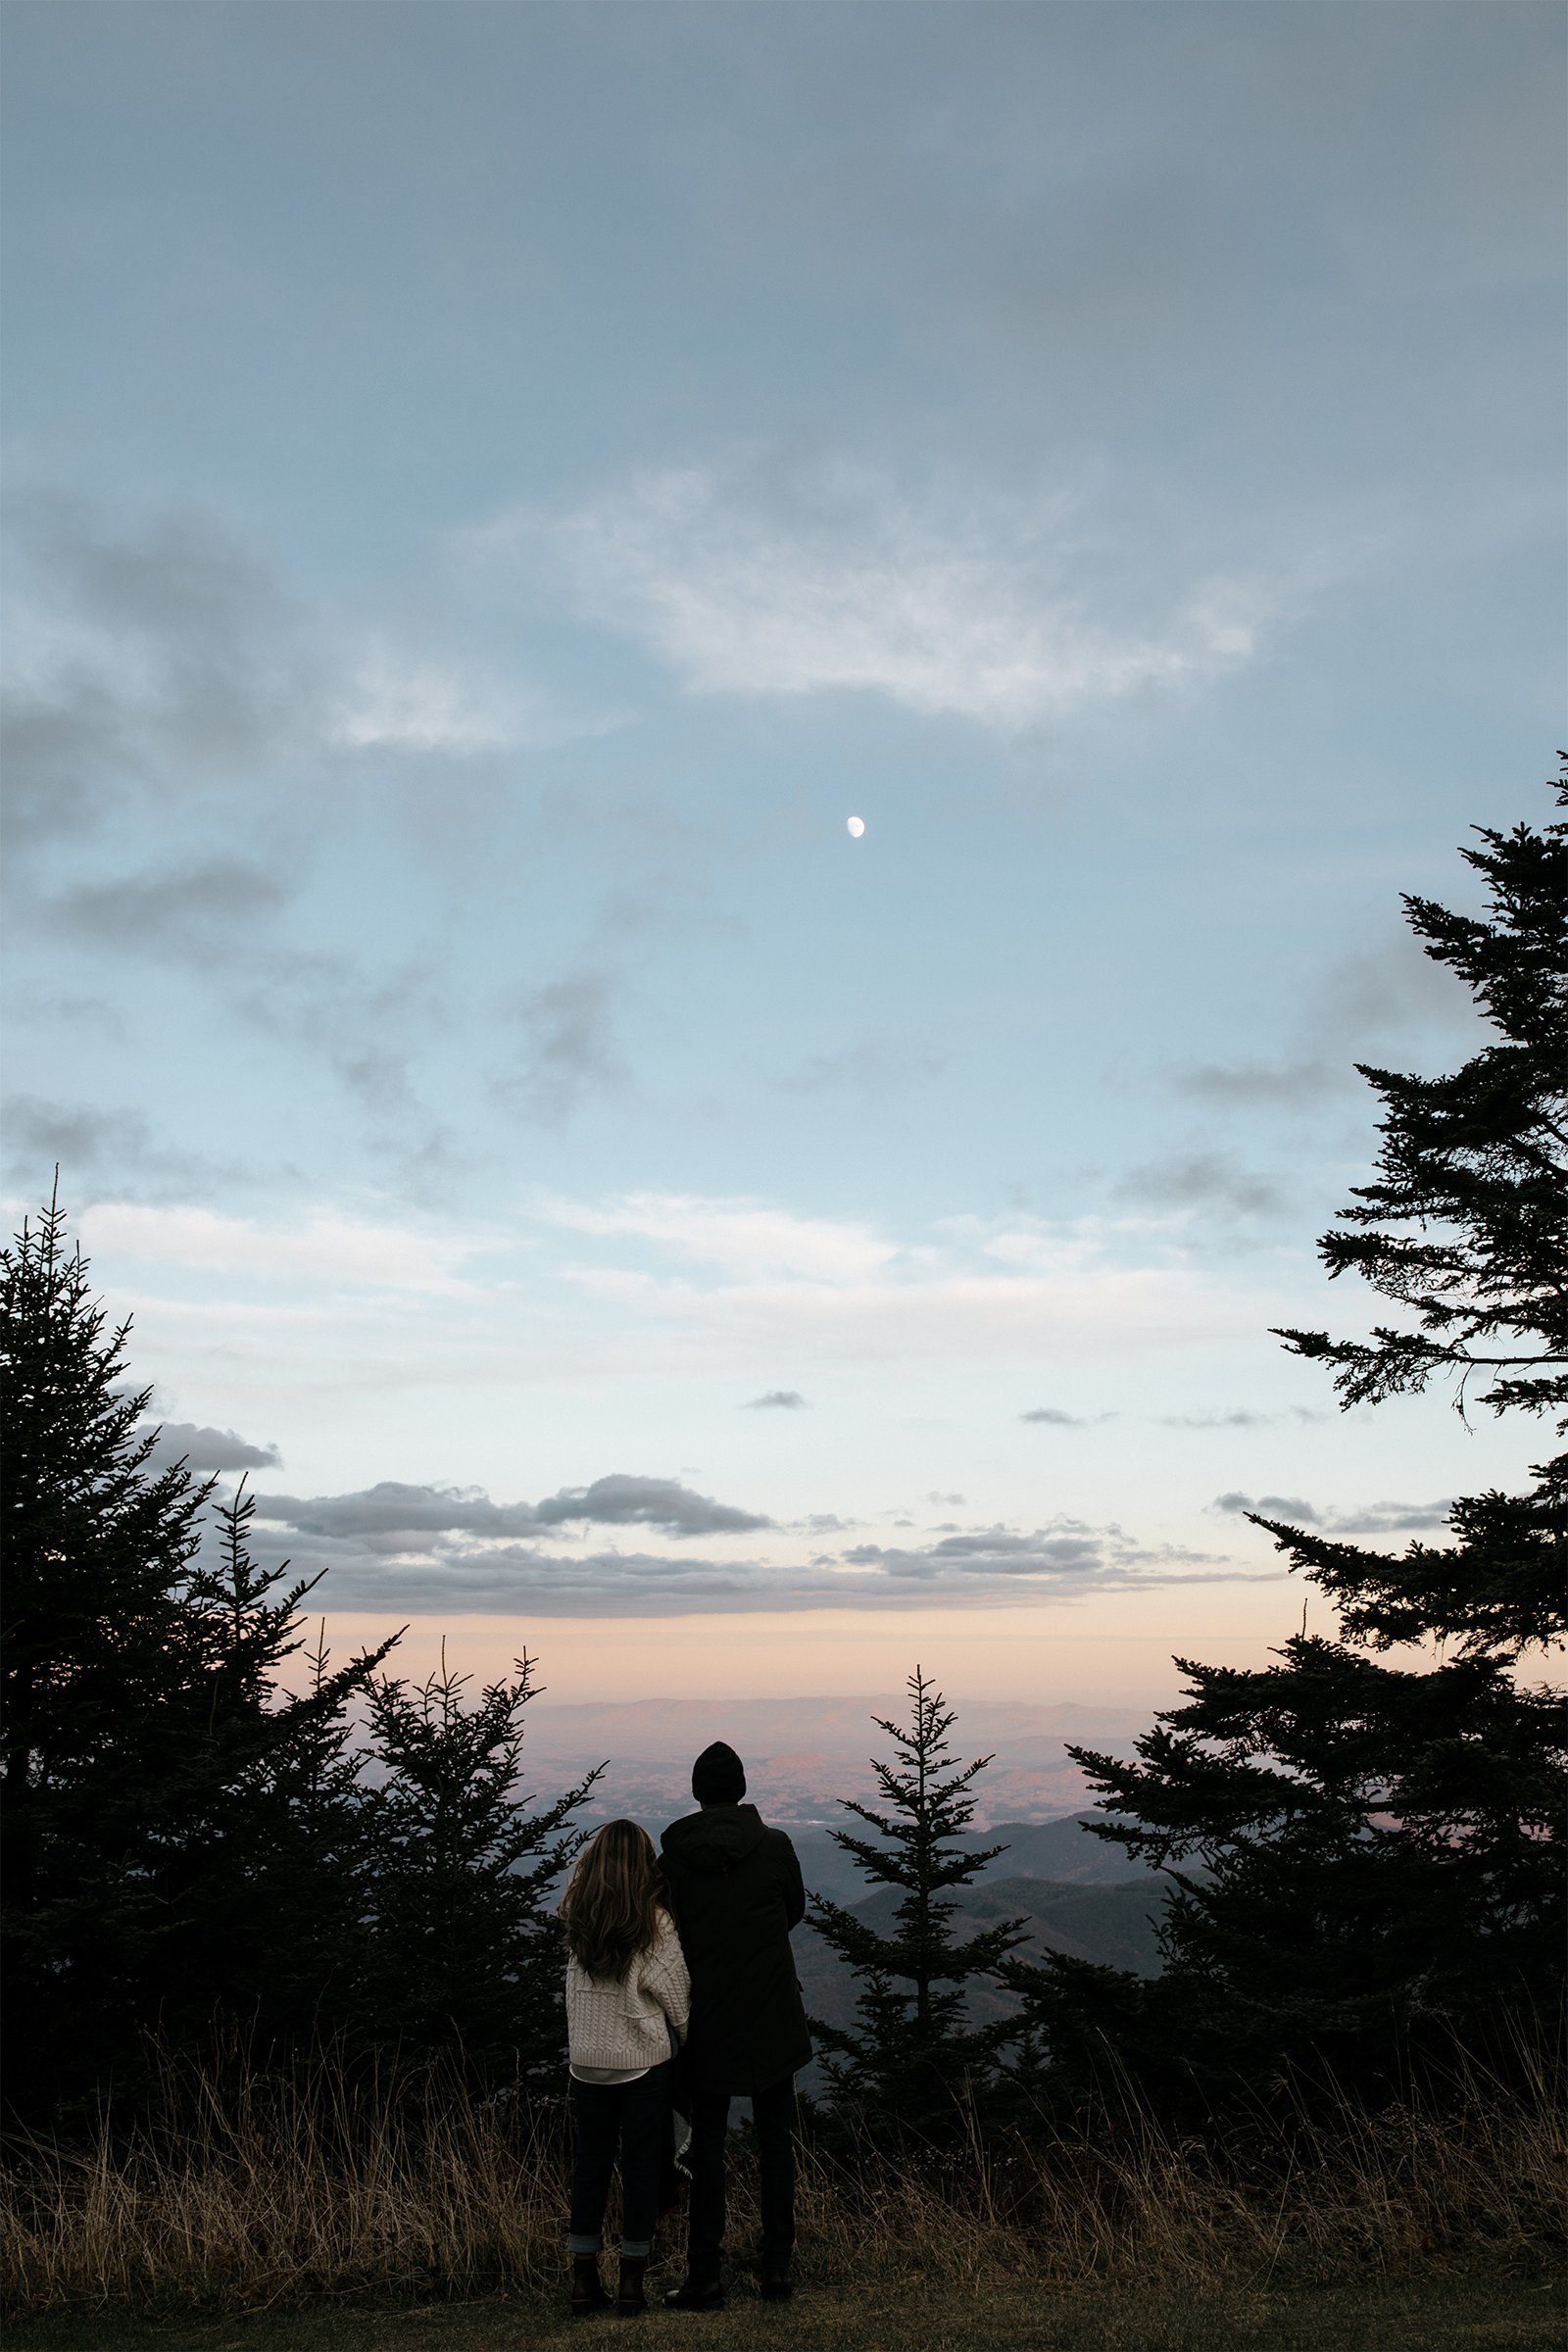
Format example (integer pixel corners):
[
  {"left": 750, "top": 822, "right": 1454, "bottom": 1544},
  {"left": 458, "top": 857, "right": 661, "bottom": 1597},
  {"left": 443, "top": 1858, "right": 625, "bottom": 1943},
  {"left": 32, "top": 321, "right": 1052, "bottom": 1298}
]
[{"left": 561, "top": 1740, "right": 810, "bottom": 2317}]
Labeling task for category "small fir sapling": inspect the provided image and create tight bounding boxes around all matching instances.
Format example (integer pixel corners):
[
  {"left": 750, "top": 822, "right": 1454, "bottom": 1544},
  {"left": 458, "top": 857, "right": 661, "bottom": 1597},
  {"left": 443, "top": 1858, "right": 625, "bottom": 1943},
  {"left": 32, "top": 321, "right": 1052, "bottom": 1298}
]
[{"left": 808, "top": 1666, "right": 1027, "bottom": 2132}]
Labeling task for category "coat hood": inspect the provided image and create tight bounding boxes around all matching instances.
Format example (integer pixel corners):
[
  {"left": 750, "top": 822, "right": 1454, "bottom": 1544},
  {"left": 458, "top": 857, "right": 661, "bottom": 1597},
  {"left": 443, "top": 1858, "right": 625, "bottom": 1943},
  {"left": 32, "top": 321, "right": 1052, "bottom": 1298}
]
[{"left": 662, "top": 1801, "right": 768, "bottom": 1876}]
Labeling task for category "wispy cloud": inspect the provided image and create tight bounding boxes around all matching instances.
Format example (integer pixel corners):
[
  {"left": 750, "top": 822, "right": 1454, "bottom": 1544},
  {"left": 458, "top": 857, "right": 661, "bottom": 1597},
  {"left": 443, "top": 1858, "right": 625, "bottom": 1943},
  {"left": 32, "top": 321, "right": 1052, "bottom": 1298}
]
[
  {"left": 1, "top": 493, "right": 558, "bottom": 861},
  {"left": 487, "top": 453, "right": 1273, "bottom": 730},
  {"left": 538, "top": 1191, "right": 901, "bottom": 1284},
  {"left": 1212, "top": 1490, "right": 1452, "bottom": 1535},
  {"left": 1116, "top": 1151, "right": 1285, "bottom": 1219},
  {"left": 1172, "top": 928, "right": 1483, "bottom": 1110},
  {"left": 491, "top": 971, "right": 627, "bottom": 1125},
  {"left": 79, "top": 1203, "right": 484, "bottom": 1296},
  {"left": 532, "top": 1190, "right": 1277, "bottom": 1368},
  {"left": 329, "top": 648, "right": 525, "bottom": 754},
  {"left": 3, "top": 1096, "right": 238, "bottom": 1202},
  {"left": 1159, "top": 1406, "right": 1326, "bottom": 1429},
  {"left": 746, "top": 1390, "right": 808, "bottom": 1409}
]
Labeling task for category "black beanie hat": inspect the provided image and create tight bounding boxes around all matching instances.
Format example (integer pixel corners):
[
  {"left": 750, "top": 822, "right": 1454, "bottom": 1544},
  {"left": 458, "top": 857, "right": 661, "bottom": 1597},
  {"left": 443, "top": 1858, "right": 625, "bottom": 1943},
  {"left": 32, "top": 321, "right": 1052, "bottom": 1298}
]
[{"left": 692, "top": 1740, "right": 747, "bottom": 1805}]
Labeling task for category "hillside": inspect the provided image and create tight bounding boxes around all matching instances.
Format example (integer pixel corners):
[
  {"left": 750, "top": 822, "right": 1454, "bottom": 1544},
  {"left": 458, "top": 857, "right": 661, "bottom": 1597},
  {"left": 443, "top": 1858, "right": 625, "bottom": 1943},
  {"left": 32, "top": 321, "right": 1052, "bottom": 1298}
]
[{"left": 794, "top": 1872, "right": 1169, "bottom": 2051}]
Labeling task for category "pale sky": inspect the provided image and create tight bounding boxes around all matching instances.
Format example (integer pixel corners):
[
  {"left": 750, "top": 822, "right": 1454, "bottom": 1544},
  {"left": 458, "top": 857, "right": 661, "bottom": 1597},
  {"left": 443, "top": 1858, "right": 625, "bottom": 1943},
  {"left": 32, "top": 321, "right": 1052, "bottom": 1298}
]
[{"left": 3, "top": 3, "right": 1561, "bottom": 1706}]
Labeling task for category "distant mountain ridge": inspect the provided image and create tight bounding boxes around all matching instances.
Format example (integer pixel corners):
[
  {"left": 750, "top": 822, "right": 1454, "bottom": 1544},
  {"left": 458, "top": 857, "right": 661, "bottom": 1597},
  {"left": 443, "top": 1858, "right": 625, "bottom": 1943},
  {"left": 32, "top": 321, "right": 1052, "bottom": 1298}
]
[
  {"left": 526, "top": 1693, "right": 1150, "bottom": 1829},
  {"left": 786, "top": 1813, "right": 1159, "bottom": 1907}
]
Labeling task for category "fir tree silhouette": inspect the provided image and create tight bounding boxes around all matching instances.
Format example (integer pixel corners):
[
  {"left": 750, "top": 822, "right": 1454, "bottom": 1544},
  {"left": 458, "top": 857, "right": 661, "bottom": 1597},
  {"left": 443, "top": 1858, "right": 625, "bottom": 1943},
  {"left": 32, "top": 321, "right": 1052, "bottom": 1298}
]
[
  {"left": 808, "top": 1667, "right": 1026, "bottom": 2133},
  {"left": 1004, "top": 772, "right": 1566, "bottom": 2116}
]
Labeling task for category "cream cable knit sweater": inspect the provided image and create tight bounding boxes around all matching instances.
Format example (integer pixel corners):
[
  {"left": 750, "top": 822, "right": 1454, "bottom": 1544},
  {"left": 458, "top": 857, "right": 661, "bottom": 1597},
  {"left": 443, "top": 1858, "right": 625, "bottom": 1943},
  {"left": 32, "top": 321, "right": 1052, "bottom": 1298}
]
[{"left": 565, "top": 1909, "right": 691, "bottom": 2074}]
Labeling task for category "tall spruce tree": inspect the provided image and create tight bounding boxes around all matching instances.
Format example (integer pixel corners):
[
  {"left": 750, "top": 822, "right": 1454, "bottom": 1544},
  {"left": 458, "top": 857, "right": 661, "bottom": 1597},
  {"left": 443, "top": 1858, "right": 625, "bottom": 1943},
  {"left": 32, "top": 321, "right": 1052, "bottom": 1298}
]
[
  {"left": 0, "top": 1193, "right": 394, "bottom": 2118},
  {"left": 808, "top": 1668, "right": 1027, "bottom": 2133},
  {"left": 359, "top": 1648, "right": 600, "bottom": 2086},
  {"left": 1004, "top": 779, "right": 1566, "bottom": 2116},
  {"left": 2, "top": 1190, "right": 211, "bottom": 2113}
]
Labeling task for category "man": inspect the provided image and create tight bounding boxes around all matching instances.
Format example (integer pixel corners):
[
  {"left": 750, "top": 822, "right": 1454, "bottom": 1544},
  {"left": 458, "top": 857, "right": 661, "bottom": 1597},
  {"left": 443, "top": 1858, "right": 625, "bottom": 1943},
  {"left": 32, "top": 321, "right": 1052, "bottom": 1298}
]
[{"left": 660, "top": 1740, "right": 812, "bottom": 2309}]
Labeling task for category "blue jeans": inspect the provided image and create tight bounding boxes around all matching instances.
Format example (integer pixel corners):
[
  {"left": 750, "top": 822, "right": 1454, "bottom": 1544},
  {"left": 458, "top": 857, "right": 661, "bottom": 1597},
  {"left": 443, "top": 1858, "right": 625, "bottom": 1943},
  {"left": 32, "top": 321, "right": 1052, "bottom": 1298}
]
[{"left": 568, "top": 2059, "right": 675, "bottom": 2258}]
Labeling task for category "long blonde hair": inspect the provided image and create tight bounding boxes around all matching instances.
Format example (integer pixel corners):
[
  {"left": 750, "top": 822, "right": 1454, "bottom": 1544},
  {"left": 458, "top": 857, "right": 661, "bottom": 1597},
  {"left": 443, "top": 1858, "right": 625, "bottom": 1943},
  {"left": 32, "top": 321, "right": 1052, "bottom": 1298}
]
[{"left": 561, "top": 1820, "right": 667, "bottom": 1982}]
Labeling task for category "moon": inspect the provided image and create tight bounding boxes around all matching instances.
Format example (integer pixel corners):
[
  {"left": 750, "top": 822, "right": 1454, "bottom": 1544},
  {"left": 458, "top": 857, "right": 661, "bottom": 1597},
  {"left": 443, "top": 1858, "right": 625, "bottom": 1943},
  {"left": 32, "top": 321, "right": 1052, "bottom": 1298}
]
[{"left": 847, "top": 815, "right": 865, "bottom": 838}]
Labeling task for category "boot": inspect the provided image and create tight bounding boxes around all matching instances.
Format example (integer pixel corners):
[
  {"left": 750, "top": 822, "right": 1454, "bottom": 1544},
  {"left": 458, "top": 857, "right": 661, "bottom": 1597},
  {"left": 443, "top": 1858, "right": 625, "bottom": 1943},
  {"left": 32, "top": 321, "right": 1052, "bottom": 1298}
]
[
  {"left": 757, "top": 2255, "right": 793, "bottom": 2302},
  {"left": 662, "top": 2274, "right": 725, "bottom": 2311},
  {"left": 615, "top": 2255, "right": 649, "bottom": 2317},
  {"left": 570, "top": 2252, "right": 612, "bottom": 2318}
]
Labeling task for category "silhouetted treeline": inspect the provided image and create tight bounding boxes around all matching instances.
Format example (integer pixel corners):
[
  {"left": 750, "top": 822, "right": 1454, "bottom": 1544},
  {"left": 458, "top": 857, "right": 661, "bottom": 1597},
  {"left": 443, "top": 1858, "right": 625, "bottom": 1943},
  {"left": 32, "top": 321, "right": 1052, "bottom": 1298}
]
[{"left": 0, "top": 1195, "right": 598, "bottom": 2124}]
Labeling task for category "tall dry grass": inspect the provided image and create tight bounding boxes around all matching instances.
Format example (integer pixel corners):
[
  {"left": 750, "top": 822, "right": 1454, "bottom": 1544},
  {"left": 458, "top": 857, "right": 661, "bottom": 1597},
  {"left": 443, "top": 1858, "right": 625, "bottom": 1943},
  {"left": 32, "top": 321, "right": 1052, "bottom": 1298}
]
[{"left": 3, "top": 2045, "right": 1560, "bottom": 2311}]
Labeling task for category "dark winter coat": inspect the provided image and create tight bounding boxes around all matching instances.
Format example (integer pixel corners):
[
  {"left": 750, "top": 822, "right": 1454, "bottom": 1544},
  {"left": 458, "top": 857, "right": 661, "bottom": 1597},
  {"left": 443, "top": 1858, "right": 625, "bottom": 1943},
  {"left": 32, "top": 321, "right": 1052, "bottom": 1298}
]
[{"left": 660, "top": 1803, "right": 812, "bottom": 2094}]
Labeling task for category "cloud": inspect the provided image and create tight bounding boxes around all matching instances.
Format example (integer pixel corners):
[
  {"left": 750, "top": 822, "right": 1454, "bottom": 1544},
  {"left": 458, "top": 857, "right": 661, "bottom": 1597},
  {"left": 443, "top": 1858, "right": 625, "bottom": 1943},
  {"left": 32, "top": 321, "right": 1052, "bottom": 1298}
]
[
  {"left": 1322, "top": 1499, "right": 1452, "bottom": 1536},
  {"left": 1116, "top": 1152, "right": 1284, "bottom": 1218},
  {"left": 1211, "top": 1491, "right": 1452, "bottom": 1536},
  {"left": 492, "top": 972, "right": 626, "bottom": 1124},
  {"left": 1159, "top": 1407, "right": 1326, "bottom": 1429},
  {"left": 538, "top": 1191, "right": 900, "bottom": 1283},
  {"left": 1172, "top": 927, "right": 1484, "bottom": 1112},
  {"left": 254, "top": 1472, "right": 769, "bottom": 1544},
  {"left": 1019, "top": 1406, "right": 1108, "bottom": 1428},
  {"left": 30, "top": 844, "right": 452, "bottom": 1173},
  {"left": 531, "top": 1474, "right": 771, "bottom": 1536},
  {"left": 495, "top": 453, "right": 1270, "bottom": 730},
  {"left": 1171, "top": 1057, "right": 1341, "bottom": 1108},
  {"left": 241, "top": 1500, "right": 1250, "bottom": 1617},
  {"left": 840, "top": 1517, "right": 1234, "bottom": 1589},
  {"left": 2, "top": 1095, "right": 235, "bottom": 1201},
  {"left": 51, "top": 856, "right": 291, "bottom": 956},
  {"left": 746, "top": 1390, "right": 808, "bottom": 1409},
  {"left": 330, "top": 648, "right": 525, "bottom": 754},
  {"left": 1, "top": 495, "right": 544, "bottom": 858},
  {"left": 1, "top": 496, "right": 320, "bottom": 843},
  {"left": 78, "top": 1202, "right": 483, "bottom": 1295},
  {"left": 1212, "top": 1489, "right": 1319, "bottom": 1523},
  {"left": 528, "top": 1190, "right": 1275, "bottom": 1370},
  {"left": 145, "top": 1421, "right": 281, "bottom": 1473}
]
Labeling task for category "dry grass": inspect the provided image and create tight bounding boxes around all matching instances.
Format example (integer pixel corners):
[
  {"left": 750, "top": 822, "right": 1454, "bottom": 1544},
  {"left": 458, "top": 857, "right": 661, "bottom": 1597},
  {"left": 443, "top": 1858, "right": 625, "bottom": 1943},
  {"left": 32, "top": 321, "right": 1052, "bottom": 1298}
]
[{"left": 2, "top": 2048, "right": 1561, "bottom": 2314}]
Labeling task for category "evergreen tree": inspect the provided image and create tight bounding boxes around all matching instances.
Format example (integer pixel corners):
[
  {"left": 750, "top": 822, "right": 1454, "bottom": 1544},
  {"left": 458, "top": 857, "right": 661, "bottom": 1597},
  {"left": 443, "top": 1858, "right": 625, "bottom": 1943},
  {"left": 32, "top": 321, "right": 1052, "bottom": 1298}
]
[
  {"left": 2, "top": 1189, "right": 211, "bottom": 2112},
  {"left": 1265, "top": 779, "right": 1566, "bottom": 1655},
  {"left": 359, "top": 1647, "right": 601, "bottom": 2086},
  {"left": 0, "top": 1193, "right": 393, "bottom": 2118},
  {"left": 1004, "top": 778, "right": 1566, "bottom": 2115},
  {"left": 808, "top": 1668, "right": 1027, "bottom": 2133}
]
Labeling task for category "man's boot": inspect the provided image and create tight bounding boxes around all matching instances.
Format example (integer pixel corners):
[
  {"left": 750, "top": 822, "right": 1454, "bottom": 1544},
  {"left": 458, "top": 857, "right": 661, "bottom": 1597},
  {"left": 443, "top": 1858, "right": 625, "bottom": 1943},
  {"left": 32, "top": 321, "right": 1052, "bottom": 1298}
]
[
  {"left": 615, "top": 2256, "right": 649, "bottom": 2317},
  {"left": 570, "top": 2252, "right": 612, "bottom": 2317},
  {"left": 756, "top": 2254, "right": 793, "bottom": 2302},
  {"left": 662, "top": 2274, "right": 725, "bottom": 2311}
]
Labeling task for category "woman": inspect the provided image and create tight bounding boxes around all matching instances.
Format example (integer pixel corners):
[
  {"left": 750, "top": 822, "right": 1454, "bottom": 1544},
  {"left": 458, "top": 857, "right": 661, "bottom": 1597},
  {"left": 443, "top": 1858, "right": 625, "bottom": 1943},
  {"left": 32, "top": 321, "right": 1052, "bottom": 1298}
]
[{"left": 561, "top": 1819, "right": 691, "bottom": 2318}]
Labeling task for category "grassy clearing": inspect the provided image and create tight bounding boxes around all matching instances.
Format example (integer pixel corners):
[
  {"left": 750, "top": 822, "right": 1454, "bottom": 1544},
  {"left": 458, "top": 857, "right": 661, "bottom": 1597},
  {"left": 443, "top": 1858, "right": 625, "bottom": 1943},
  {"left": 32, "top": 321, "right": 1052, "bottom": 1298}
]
[
  {"left": 3, "top": 2047, "right": 1560, "bottom": 2348},
  {"left": 5, "top": 2277, "right": 1566, "bottom": 2352}
]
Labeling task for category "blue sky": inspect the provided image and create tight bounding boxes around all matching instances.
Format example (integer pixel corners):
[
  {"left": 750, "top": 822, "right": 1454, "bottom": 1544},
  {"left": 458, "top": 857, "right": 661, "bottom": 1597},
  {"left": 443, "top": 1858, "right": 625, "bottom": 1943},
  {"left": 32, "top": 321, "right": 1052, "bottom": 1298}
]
[{"left": 3, "top": 3, "right": 1562, "bottom": 1693}]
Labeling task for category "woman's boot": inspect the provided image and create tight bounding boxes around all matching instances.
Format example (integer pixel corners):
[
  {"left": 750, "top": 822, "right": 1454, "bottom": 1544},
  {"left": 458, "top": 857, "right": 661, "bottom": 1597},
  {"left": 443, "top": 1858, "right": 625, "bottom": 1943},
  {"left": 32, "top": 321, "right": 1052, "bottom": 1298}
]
[
  {"left": 571, "top": 2252, "right": 612, "bottom": 2317},
  {"left": 615, "top": 2255, "right": 649, "bottom": 2317}
]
